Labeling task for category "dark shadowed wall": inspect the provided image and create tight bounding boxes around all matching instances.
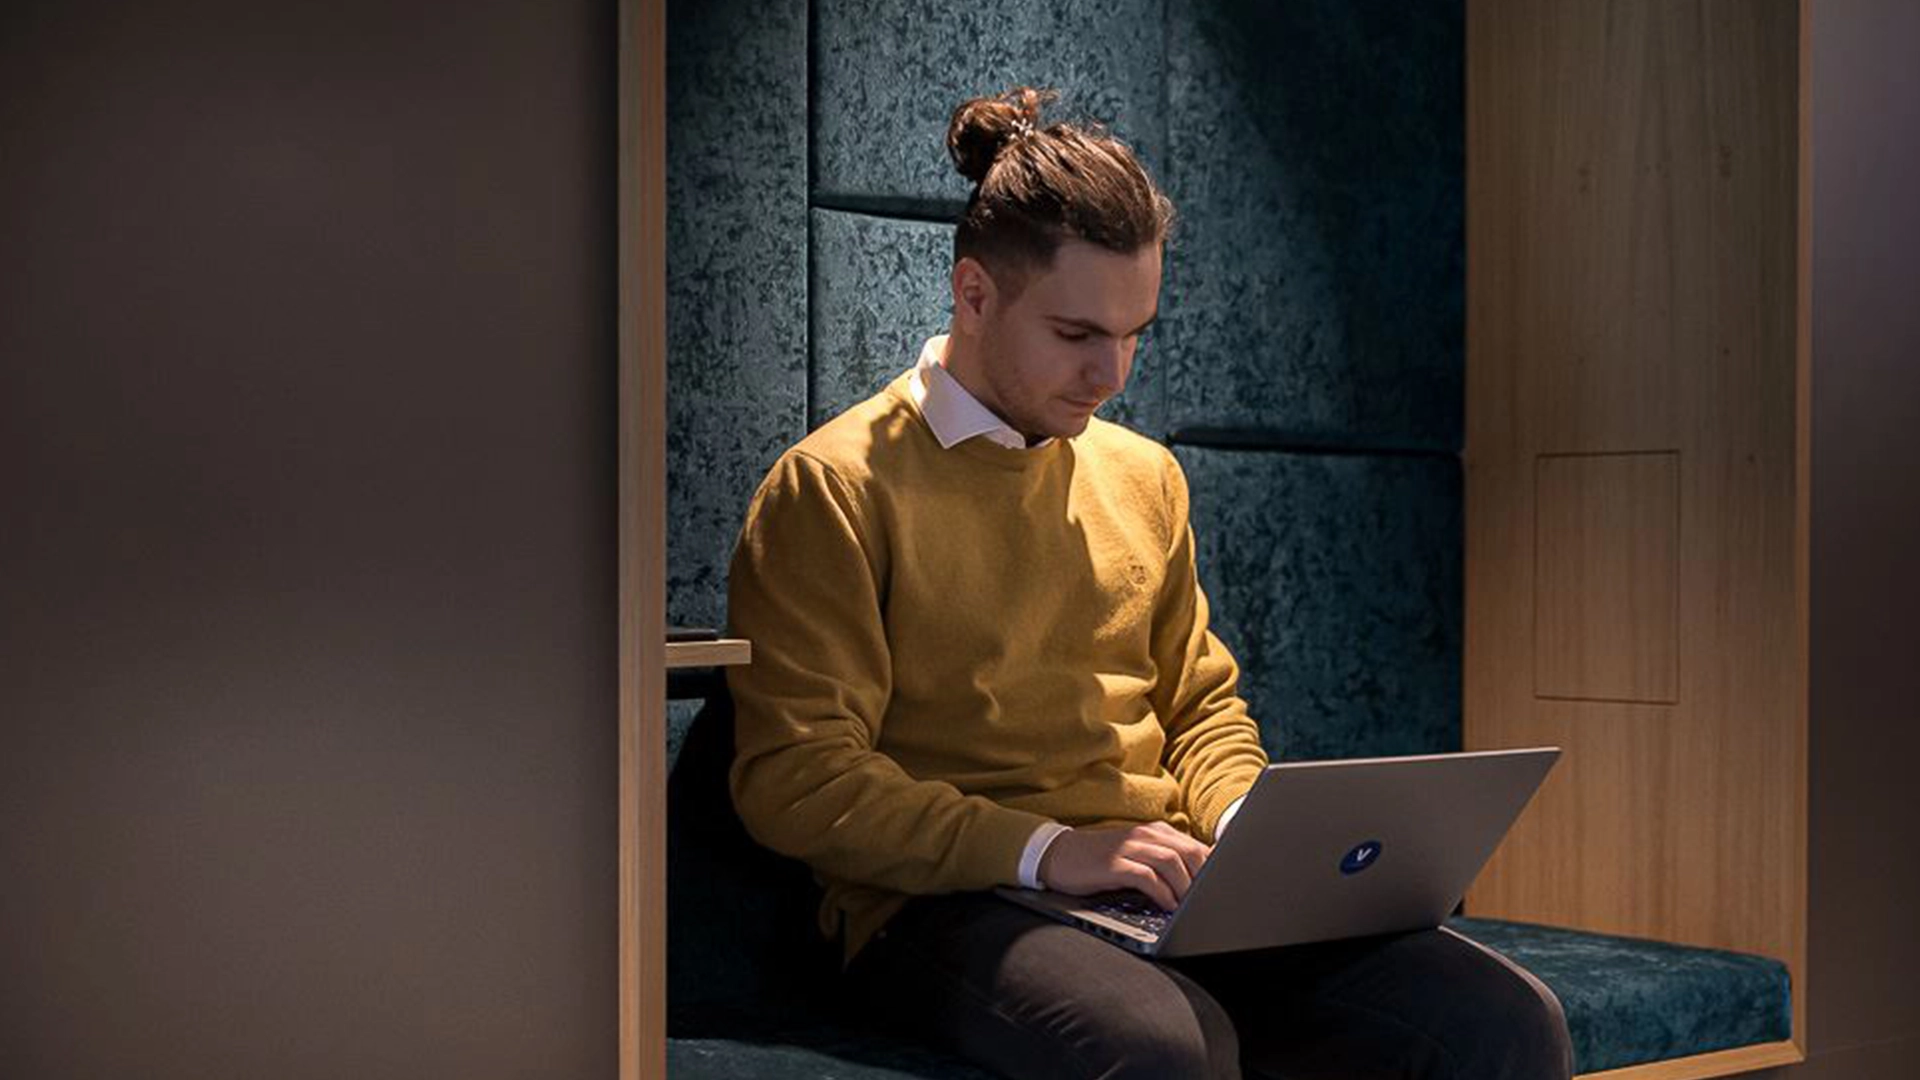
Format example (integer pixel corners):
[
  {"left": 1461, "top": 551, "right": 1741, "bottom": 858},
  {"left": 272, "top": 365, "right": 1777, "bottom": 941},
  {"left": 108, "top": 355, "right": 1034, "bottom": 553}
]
[
  {"left": 0, "top": 2, "right": 619, "bottom": 1077},
  {"left": 1798, "top": 0, "right": 1920, "bottom": 1076}
]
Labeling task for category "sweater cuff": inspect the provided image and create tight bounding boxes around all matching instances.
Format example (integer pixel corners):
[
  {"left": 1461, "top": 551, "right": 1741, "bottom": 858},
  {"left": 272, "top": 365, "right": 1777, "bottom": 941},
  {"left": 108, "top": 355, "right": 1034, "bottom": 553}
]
[
  {"left": 1214, "top": 794, "right": 1248, "bottom": 839},
  {"left": 952, "top": 803, "right": 1061, "bottom": 890},
  {"left": 1192, "top": 772, "right": 1262, "bottom": 843},
  {"left": 1017, "top": 821, "right": 1071, "bottom": 889}
]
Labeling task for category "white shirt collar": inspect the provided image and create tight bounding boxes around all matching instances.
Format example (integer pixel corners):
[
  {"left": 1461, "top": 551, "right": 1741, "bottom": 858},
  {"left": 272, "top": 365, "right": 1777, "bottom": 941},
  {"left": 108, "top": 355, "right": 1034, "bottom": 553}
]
[{"left": 907, "top": 334, "right": 1054, "bottom": 451}]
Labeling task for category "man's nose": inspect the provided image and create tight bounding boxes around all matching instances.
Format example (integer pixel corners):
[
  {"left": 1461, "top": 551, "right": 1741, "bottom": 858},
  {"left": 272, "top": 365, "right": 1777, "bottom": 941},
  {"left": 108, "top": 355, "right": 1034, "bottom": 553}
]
[{"left": 1085, "top": 340, "right": 1132, "bottom": 396}]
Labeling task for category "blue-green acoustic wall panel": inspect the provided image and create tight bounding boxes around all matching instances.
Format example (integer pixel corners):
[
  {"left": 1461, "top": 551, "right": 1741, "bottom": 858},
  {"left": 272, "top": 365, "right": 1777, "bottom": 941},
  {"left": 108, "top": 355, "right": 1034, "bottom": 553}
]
[
  {"left": 1175, "top": 445, "right": 1461, "bottom": 762},
  {"left": 666, "top": 0, "right": 810, "bottom": 633},
  {"left": 1162, "top": 0, "right": 1463, "bottom": 450},
  {"left": 813, "top": 0, "right": 1167, "bottom": 212},
  {"left": 809, "top": 209, "right": 953, "bottom": 428}
]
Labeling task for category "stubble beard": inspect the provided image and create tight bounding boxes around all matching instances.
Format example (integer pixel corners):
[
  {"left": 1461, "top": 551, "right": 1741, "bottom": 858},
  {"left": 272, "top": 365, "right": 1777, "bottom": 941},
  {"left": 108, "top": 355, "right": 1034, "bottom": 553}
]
[{"left": 977, "top": 328, "right": 1065, "bottom": 444}]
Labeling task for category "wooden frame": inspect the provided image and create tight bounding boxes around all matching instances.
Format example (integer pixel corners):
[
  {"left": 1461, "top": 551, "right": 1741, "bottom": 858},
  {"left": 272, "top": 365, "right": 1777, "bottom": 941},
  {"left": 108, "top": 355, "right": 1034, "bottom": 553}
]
[
  {"left": 1791, "top": 0, "right": 1813, "bottom": 1054},
  {"left": 1579, "top": 1041, "right": 1804, "bottom": 1080},
  {"left": 618, "top": 0, "right": 666, "bottom": 1076},
  {"left": 624, "top": 2, "right": 1816, "bottom": 1076}
]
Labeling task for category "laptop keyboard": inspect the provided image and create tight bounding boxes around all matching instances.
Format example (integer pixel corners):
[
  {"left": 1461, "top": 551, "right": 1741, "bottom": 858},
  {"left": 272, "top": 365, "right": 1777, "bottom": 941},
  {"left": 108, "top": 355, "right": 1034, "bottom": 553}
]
[{"left": 1088, "top": 893, "right": 1174, "bottom": 936}]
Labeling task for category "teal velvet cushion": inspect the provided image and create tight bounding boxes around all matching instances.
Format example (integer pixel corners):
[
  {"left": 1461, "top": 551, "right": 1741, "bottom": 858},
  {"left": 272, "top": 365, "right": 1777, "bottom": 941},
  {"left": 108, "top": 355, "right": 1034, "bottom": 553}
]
[
  {"left": 669, "top": 1034, "right": 994, "bottom": 1080},
  {"left": 1448, "top": 917, "right": 1794, "bottom": 1074}
]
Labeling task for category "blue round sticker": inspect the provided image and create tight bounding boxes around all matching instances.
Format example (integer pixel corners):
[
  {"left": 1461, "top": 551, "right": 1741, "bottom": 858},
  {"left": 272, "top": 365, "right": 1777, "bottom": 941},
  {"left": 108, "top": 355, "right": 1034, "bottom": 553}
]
[{"left": 1340, "top": 840, "right": 1384, "bottom": 875}]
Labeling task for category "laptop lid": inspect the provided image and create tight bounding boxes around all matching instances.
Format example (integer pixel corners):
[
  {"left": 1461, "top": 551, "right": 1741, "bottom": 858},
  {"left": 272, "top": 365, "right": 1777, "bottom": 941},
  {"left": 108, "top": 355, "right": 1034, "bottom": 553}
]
[{"left": 1150, "top": 746, "right": 1561, "bottom": 957}]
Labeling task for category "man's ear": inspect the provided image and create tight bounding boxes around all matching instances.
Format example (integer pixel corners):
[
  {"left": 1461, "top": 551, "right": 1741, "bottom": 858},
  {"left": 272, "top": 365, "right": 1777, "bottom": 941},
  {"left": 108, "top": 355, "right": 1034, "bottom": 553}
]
[{"left": 951, "top": 257, "right": 996, "bottom": 333}]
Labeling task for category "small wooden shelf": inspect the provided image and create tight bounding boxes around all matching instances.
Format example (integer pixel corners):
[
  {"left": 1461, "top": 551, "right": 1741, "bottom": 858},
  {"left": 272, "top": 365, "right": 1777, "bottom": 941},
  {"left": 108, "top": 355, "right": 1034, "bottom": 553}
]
[{"left": 664, "top": 638, "right": 751, "bottom": 670}]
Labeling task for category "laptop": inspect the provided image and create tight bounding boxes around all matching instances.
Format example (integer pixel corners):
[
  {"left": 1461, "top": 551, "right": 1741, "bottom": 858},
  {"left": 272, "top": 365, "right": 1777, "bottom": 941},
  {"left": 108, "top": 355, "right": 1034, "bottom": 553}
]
[{"left": 993, "top": 746, "right": 1561, "bottom": 958}]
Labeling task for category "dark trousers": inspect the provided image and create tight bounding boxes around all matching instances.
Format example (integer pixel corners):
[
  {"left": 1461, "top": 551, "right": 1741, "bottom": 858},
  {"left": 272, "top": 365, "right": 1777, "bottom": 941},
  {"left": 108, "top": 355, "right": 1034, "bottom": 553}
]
[{"left": 844, "top": 892, "right": 1574, "bottom": 1080}]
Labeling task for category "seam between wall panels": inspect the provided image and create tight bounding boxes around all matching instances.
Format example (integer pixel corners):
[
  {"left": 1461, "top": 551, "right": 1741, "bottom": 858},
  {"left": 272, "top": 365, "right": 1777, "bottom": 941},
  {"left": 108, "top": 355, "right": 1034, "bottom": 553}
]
[
  {"left": 1166, "top": 429, "right": 1462, "bottom": 461},
  {"left": 806, "top": 0, "right": 817, "bottom": 197},
  {"left": 806, "top": 206, "right": 817, "bottom": 432},
  {"left": 804, "top": 0, "right": 816, "bottom": 431},
  {"left": 1160, "top": 0, "right": 1172, "bottom": 444},
  {"left": 808, "top": 193, "right": 963, "bottom": 224}
]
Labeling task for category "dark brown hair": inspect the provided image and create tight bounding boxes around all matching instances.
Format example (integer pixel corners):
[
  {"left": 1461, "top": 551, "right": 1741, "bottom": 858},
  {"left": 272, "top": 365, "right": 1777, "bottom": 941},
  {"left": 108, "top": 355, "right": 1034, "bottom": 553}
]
[{"left": 946, "top": 86, "right": 1175, "bottom": 300}]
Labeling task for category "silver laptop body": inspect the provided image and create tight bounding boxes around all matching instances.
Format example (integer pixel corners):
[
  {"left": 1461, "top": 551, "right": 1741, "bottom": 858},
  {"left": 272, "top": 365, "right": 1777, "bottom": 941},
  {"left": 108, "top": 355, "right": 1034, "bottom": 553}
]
[{"left": 993, "top": 746, "right": 1561, "bottom": 958}]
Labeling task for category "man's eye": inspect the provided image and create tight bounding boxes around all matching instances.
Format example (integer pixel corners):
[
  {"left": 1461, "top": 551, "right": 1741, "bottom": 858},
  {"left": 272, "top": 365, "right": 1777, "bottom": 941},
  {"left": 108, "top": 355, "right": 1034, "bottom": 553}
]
[{"left": 1057, "top": 330, "right": 1089, "bottom": 342}]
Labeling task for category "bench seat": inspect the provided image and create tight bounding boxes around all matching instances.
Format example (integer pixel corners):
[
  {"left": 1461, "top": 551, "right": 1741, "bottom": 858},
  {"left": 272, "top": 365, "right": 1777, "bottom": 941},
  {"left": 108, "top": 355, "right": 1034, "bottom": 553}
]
[
  {"left": 666, "top": 917, "right": 1791, "bottom": 1079},
  {"left": 1447, "top": 917, "right": 1793, "bottom": 1075},
  {"left": 666, "top": 692, "right": 1793, "bottom": 1079}
]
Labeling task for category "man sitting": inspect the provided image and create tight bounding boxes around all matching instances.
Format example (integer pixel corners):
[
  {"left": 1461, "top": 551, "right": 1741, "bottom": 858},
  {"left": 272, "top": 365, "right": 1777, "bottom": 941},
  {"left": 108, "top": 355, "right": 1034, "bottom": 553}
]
[{"left": 724, "top": 85, "right": 1573, "bottom": 1080}]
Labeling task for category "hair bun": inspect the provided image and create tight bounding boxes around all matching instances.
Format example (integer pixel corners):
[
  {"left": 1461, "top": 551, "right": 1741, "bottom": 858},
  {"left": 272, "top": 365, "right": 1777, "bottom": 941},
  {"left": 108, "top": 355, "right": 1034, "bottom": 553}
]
[{"left": 947, "top": 86, "right": 1057, "bottom": 186}]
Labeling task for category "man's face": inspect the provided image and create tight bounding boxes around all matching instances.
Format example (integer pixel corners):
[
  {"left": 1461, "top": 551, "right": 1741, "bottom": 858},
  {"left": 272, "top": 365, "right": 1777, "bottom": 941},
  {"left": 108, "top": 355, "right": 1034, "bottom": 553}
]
[{"left": 954, "top": 238, "right": 1162, "bottom": 443}]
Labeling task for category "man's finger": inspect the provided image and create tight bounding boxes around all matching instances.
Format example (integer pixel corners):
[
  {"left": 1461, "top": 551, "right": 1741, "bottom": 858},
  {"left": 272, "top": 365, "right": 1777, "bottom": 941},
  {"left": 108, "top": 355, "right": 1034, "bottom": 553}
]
[
  {"left": 1122, "top": 840, "right": 1193, "bottom": 900},
  {"left": 1140, "top": 821, "right": 1210, "bottom": 877},
  {"left": 1116, "top": 861, "right": 1178, "bottom": 911}
]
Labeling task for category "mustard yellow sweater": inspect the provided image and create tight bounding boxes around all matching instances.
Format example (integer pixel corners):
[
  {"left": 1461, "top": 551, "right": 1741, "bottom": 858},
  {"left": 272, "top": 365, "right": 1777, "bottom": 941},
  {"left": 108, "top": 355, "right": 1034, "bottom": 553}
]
[{"left": 725, "top": 372, "right": 1269, "bottom": 962}]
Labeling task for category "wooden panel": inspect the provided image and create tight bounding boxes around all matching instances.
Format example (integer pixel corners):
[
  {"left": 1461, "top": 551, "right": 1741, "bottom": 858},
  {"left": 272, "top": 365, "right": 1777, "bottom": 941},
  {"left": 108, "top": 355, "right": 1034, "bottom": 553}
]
[
  {"left": 1535, "top": 452, "right": 1682, "bottom": 703},
  {"left": 1465, "top": 0, "right": 1805, "bottom": 1053},
  {"left": 1576, "top": 1040, "right": 1803, "bottom": 1080},
  {"left": 1790, "top": 0, "right": 1809, "bottom": 1055},
  {"left": 619, "top": 0, "right": 666, "bottom": 1077}
]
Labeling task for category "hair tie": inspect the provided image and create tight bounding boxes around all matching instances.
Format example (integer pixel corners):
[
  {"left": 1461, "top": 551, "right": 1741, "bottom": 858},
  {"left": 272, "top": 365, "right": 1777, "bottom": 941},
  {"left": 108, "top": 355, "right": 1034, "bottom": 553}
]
[{"left": 1010, "top": 116, "right": 1036, "bottom": 140}]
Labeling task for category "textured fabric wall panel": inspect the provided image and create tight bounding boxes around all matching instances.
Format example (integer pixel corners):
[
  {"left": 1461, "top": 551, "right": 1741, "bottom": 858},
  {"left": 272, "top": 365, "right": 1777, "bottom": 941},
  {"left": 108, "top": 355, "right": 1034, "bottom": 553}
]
[
  {"left": 1163, "top": 0, "right": 1462, "bottom": 450},
  {"left": 667, "top": 0, "right": 809, "bottom": 629},
  {"left": 813, "top": 0, "right": 1166, "bottom": 212},
  {"left": 811, "top": 208, "right": 1165, "bottom": 437},
  {"left": 666, "top": 698, "right": 700, "bottom": 771},
  {"left": 810, "top": 210, "right": 954, "bottom": 427},
  {"left": 1175, "top": 446, "right": 1461, "bottom": 761}
]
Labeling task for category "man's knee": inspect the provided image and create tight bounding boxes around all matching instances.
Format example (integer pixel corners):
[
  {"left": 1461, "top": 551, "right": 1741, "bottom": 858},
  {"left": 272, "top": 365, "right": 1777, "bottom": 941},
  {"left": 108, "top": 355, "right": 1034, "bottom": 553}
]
[
  {"left": 1403, "top": 927, "right": 1571, "bottom": 1080},
  {"left": 1090, "top": 989, "right": 1240, "bottom": 1080},
  {"left": 1458, "top": 957, "right": 1574, "bottom": 1080},
  {"left": 1500, "top": 981, "right": 1574, "bottom": 1080}
]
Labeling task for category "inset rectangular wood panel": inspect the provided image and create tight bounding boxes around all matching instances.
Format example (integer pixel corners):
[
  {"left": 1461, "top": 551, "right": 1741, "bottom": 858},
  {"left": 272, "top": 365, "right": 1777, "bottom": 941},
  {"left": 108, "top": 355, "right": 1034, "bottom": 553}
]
[{"left": 1535, "top": 452, "right": 1681, "bottom": 703}]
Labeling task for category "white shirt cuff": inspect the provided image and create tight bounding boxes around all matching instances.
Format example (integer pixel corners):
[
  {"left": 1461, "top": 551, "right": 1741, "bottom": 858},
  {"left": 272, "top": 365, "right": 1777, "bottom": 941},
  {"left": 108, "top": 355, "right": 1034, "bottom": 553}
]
[
  {"left": 1215, "top": 794, "right": 1248, "bottom": 838},
  {"left": 1018, "top": 821, "right": 1071, "bottom": 889}
]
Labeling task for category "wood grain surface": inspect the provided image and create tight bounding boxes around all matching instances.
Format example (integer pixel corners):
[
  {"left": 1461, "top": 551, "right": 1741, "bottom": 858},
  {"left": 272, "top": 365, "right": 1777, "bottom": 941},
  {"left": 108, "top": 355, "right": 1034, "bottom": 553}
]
[{"left": 1465, "top": 0, "right": 1806, "bottom": 1057}]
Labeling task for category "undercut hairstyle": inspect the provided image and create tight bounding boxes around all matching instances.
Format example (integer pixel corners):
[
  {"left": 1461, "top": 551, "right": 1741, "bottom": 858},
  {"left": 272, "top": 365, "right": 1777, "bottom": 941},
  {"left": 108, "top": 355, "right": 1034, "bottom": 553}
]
[{"left": 946, "top": 86, "right": 1176, "bottom": 302}]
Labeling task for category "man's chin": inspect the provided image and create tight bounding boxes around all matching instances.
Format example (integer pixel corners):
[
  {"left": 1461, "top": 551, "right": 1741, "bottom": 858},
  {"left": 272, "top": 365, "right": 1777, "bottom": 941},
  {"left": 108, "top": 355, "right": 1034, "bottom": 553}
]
[
  {"left": 1015, "top": 404, "right": 1097, "bottom": 442},
  {"left": 1052, "top": 415, "right": 1094, "bottom": 440}
]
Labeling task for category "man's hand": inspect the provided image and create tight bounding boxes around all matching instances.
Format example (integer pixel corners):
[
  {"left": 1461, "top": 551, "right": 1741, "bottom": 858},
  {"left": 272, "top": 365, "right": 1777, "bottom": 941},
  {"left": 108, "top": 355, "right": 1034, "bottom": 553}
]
[{"left": 1036, "top": 822, "right": 1212, "bottom": 911}]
